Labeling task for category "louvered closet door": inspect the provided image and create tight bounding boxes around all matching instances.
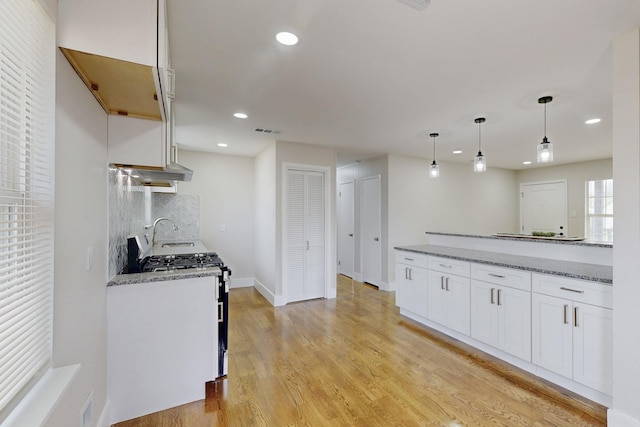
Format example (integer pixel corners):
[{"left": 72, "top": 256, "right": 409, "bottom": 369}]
[{"left": 286, "top": 170, "right": 325, "bottom": 303}]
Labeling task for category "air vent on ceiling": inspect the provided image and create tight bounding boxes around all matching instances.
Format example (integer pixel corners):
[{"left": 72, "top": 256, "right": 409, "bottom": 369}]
[
  {"left": 396, "top": 0, "right": 431, "bottom": 10},
  {"left": 255, "top": 128, "right": 281, "bottom": 134}
]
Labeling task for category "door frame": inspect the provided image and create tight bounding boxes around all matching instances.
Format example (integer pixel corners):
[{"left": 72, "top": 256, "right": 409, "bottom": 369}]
[
  {"left": 338, "top": 180, "right": 355, "bottom": 278},
  {"left": 520, "top": 179, "right": 568, "bottom": 235},
  {"left": 281, "top": 163, "right": 333, "bottom": 304},
  {"left": 360, "top": 174, "right": 382, "bottom": 288}
]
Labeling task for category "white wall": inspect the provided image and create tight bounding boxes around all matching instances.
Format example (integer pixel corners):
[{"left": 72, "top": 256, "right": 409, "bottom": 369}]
[
  {"left": 254, "top": 143, "right": 277, "bottom": 297},
  {"left": 610, "top": 28, "right": 640, "bottom": 427},
  {"left": 177, "top": 150, "right": 255, "bottom": 284},
  {"left": 47, "top": 51, "right": 109, "bottom": 427},
  {"left": 516, "top": 158, "right": 612, "bottom": 238}
]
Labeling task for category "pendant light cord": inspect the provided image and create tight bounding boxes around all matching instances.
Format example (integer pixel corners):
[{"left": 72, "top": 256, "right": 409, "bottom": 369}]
[{"left": 478, "top": 122, "right": 482, "bottom": 152}]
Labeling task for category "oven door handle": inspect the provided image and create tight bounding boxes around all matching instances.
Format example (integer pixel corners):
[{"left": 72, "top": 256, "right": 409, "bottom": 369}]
[{"left": 218, "top": 302, "right": 224, "bottom": 323}]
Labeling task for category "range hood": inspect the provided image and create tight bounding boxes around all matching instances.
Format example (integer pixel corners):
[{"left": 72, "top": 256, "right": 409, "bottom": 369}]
[{"left": 111, "top": 162, "right": 193, "bottom": 187}]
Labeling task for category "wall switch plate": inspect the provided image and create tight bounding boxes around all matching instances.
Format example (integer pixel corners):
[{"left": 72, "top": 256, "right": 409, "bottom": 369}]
[{"left": 220, "top": 224, "right": 226, "bottom": 232}]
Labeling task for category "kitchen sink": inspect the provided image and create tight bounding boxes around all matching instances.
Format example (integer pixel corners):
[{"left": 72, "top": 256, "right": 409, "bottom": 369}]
[{"left": 161, "top": 242, "right": 195, "bottom": 248}]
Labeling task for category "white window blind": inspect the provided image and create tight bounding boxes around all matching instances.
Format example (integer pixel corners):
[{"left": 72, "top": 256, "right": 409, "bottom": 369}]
[{"left": 0, "top": 0, "right": 55, "bottom": 417}]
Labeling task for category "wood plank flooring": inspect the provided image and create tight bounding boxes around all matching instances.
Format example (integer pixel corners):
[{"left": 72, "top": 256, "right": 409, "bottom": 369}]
[{"left": 114, "top": 275, "right": 607, "bottom": 426}]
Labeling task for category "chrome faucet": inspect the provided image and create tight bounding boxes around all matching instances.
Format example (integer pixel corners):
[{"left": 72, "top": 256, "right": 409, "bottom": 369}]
[{"left": 150, "top": 217, "right": 178, "bottom": 246}]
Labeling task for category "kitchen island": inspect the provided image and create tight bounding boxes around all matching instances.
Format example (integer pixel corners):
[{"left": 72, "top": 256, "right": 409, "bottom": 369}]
[{"left": 395, "top": 233, "right": 612, "bottom": 407}]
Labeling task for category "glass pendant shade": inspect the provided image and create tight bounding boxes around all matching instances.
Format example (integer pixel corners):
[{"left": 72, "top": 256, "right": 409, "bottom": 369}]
[
  {"left": 430, "top": 161, "right": 440, "bottom": 178},
  {"left": 537, "top": 137, "right": 553, "bottom": 163},
  {"left": 474, "top": 152, "right": 486, "bottom": 172}
]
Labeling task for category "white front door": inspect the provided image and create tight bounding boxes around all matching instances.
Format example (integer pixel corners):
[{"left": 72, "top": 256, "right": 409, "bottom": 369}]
[
  {"left": 338, "top": 181, "right": 355, "bottom": 277},
  {"left": 361, "top": 176, "right": 381, "bottom": 287},
  {"left": 520, "top": 180, "right": 567, "bottom": 236}
]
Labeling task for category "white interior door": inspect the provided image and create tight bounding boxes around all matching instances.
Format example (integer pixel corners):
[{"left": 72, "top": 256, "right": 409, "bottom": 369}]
[
  {"left": 361, "top": 176, "right": 381, "bottom": 287},
  {"left": 338, "top": 181, "right": 355, "bottom": 277},
  {"left": 520, "top": 180, "right": 567, "bottom": 236},
  {"left": 285, "top": 169, "right": 325, "bottom": 303}
]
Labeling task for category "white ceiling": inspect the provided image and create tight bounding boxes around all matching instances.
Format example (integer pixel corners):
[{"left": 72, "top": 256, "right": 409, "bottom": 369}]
[{"left": 167, "top": 0, "right": 640, "bottom": 170}]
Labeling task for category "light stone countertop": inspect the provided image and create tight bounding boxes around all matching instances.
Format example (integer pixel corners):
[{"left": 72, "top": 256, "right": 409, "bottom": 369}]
[
  {"left": 108, "top": 267, "right": 221, "bottom": 287},
  {"left": 395, "top": 244, "right": 612, "bottom": 284},
  {"left": 426, "top": 231, "right": 613, "bottom": 248}
]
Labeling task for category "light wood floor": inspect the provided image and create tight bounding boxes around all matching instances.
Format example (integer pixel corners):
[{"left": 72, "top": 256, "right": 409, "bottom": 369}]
[{"left": 114, "top": 275, "right": 607, "bottom": 426}]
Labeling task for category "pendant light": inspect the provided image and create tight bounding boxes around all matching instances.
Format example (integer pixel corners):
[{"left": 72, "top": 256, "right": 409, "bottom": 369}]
[
  {"left": 537, "top": 96, "right": 554, "bottom": 163},
  {"left": 473, "top": 117, "right": 486, "bottom": 172},
  {"left": 429, "top": 132, "right": 440, "bottom": 178}
]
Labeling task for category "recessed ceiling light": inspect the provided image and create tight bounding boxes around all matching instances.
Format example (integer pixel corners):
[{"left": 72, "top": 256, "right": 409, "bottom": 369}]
[
  {"left": 523, "top": 161, "right": 532, "bottom": 165},
  {"left": 276, "top": 31, "right": 298, "bottom": 46},
  {"left": 233, "top": 112, "right": 248, "bottom": 119},
  {"left": 585, "top": 118, "right": 601, "bottom": 124},
  {"left": 218, "top": 143, "right": 228, "bottom": 148},
  {"left": 452, "top": 150, "right": 463, "bottom": 155}
]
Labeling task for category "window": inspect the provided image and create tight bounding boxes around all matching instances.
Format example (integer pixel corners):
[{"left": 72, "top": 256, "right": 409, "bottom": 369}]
[
  {"left": 0, "top": 0, "right": 55, "bottom": 418},
  {"left": 586, "top": 179, "right": 613, "bottom": 243}
]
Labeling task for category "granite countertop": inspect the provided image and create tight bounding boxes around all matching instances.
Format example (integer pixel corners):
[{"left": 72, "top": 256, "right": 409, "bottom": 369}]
[
  {"left": 108, "top": 267, "right": 221, "bottom": 287},
  {"left": 395, "top": 244, "right": 612, "bottom": 285},
  {"left": 426, "top": 231, "right": 613, "bottom": 248}
]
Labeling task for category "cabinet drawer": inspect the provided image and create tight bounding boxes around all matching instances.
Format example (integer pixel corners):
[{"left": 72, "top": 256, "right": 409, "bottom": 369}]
[
  {"left": 428, "top": 256, "right": 470, "bottom": 277},
  {"left": 471, "top": 263, "right": 531, "bottom": 292},
  {"left": 396, "top": 250, "right": 429, "bottom": 268},
  {"left": 532, "top": 273, "right": 612, "bottom": 309}
]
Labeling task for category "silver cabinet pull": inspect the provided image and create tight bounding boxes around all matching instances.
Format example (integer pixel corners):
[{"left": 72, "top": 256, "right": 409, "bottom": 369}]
[
  {"left": 439, "top": 263, "right": 452, "bottom": 269},
  {"left": 218, "top": 302, "right": 224, "bottom": 323},
  {"left": 563, "top": 304, "right": 569, "bottom": 324},
  {"left": 404, "top": 267, "right": 408, "bottom": 280},
  {"left": 488, "top": 273, "right": 505, "bottom": 279},
  {"left": 408, "top": 268, "right": 412, "bottom": 280},
  {"left": 497, "top": 289, "right": 501, "bottom": 306},
  {"left": 404, "top": 257, "right": 414, "bottom": 261},
  {"left": 560, "top": 287, "right": 584, "bottom": 294},
  {"left": 490, "top": 288, "right": 495, "bottom": 304},
  {"left": 446, "top": 277, "right": 450, "bottom": 291},
  {"left": 574, "top": 306, "right": 579, "bottom": 327},
  {"left": 440, "top": 276, "right": 445, "bottom": 290}
]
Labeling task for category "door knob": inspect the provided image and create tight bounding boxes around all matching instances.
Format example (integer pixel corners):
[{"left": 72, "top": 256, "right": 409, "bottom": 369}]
[
  {"left": 374, "top": 237, "right": 379, "bottom": 241},
  {"left": 348, "top": 233, "right": 353, "bottom": 237}
]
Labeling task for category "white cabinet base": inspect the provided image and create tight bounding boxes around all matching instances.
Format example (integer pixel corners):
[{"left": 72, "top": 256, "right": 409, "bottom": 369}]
[
  {"left": 398, "top": 309, "right": 612, "bottom": 407},
  {"left": 107, "top": 277, "right": 217, "bottom": 424}
]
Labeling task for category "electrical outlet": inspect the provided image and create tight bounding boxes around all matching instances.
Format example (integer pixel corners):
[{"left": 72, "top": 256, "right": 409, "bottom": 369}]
[{"left": 220, "top": 224, "right": 227, "bottom": 232}]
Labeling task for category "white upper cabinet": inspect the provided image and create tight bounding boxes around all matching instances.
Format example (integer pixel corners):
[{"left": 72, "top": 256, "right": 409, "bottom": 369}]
[{"left": 58, "top": 0, "right": 171, "bottom": 121}]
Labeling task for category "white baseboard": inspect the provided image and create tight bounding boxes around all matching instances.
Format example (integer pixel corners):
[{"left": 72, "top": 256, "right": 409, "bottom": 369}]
[
  {"left": 352, "top": 272, "right": 362, "bottom": 282},
  {"left": 252, "top": 278, "right": 286, "bottom": 307},
  {"left": 229, "top": 277, "right": 253, "bottom": 289},
  {"left": 97, "top": 399, "right": 110, "bottom": 427},
  {"left": 608, "top": 409, "right": 640, "bottom": 427}
]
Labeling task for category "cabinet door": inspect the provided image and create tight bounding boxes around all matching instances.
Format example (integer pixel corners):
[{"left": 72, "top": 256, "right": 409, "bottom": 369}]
[
  {"left": 446, "top": 274, "right": 471, "bottom": 336},
  {"left": 498, "top": 286, "right": 531, "bottom": 361},
  {"left": 427, "top": 270, "right": 448, "bottom": 327},
  {"left": 470, "top": 280, "right": 498, "bottom": 347},
  {"left": 573, "top": 303, "right": 613, "bottom": 394},
  {"left": 532, "top": 293, "right": 573, "bottom": 378},
  {"left": 395, "top": 265, "right": 427, "bottom": 318}
]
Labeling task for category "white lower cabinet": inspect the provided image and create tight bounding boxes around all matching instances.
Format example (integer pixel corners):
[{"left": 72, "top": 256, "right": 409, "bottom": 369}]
[
  {"left": 395, "top": 252, "right": 428, "bottom": 319},
  {"left": 531, "top": 274, "right": 613, "bottom": 395},
  {"left": 470, "top": 280, "right": 532, "bottom": 361},
  {"left": 427, "top": 270, "right": 470, "bottom": 335}
]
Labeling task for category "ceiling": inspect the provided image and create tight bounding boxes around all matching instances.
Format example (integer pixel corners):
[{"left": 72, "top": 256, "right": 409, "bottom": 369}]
[{"left": 167, "top": 0, "right": 640, "bottom": 170}]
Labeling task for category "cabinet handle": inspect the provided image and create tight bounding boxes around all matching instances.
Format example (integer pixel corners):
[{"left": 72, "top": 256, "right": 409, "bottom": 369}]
[
  {"left": 488, "top": 273, "right": 505, "bottom": 279},
  {"left": 404, "top": 257, "right": 414, "bottom": 261},
  {"left": 404, "top": 267, "right": 408, "bottom": 280},
  {"left": 560, "top": 287, "right": 584, "bottom": 294},
  {"left": 497, "top": 289, "right": 501, "bottom": 306},
  {"left": 490, "top": 288, "right": 495, "bottom": 304},
  {"left": 439, "top": 263, "right": 453, "bottom": 269},
  {"left": 563, "top": 304, "right": 569, "bottom": 324},
  {"left": 574, "top": 306, "right": 579, "bottom": 327},
  {"left": 440, "top": 276, "right": 445, "bottom": 290},
  {"left": 445, "top": 277, "right": 450, "bottom": 291},
  {"left": 409, "top": 268, "right": 412, "bottom": 280},
  {"left": 218, "top": 302, "right": 224, "bottom": 323}
]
